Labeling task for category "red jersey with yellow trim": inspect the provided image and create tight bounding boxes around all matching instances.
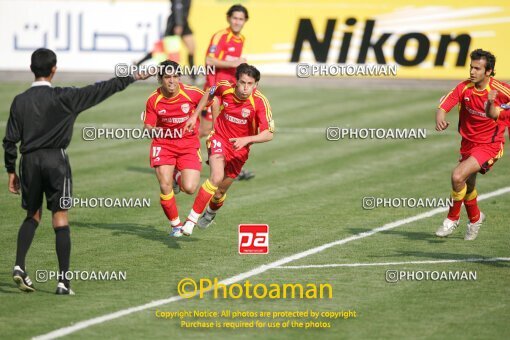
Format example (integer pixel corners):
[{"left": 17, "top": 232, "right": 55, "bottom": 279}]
[
  {"left": 144, "top": 83, "right": 204, "bottom": 148},
  {"left": 211, "top": 81, "right": 274, "bottom": 148},
  {"left": 205, "top": 28, "right": 245, "bottom": 87},
  {"left": 439, "top": 78, "right": 510, "bottom": 144}
]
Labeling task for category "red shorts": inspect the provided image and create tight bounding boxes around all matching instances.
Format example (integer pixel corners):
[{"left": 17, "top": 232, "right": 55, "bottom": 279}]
[
  {"left": 150, "top": 144, "right": 202, "bottom": 170},
  {"left": 207, "top": 134, "right": 248, "bottom": 179},
  {"left": 459, "top": 139, "right": 504, "bottom": 174}
]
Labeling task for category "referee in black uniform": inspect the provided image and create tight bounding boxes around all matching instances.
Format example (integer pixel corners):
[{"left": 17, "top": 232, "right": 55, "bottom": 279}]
[
  {"left": 136, "top": 0, "right": 196, "bottom": 75},
  {"left": 3, "top": 48, "right": 150, "bottom": 295},
  {"left": 168, "top": 0, "right": 195, "bottom": 70}
]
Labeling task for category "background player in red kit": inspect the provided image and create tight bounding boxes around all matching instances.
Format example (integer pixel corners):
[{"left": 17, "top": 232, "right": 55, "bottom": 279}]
[
  {"left": 143, "top": 60, "right": 204, "bottom": 237},
  {"left": 201, "top": 4, "right": 248, "bottom": 135},
  {"left": 179, "top": 63, "right": 274, "bottom": 236},
  {"left": 435, "top": 49, "right": 510, "bottom": 240}
]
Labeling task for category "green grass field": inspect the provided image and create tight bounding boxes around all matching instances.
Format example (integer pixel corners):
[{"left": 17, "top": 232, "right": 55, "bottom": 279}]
[{"left": 1, "top": 80, "right": 509, "bottom": 339}]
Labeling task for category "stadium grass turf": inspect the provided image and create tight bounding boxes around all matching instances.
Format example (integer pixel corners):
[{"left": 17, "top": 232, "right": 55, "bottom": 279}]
[{"left": 0, "top": 81, "right": 509, "bottom": 339}]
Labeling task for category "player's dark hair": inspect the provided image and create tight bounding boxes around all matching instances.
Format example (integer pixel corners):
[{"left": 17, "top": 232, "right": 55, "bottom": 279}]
[
  {"left": 158, "top": 60, "right": 181, "bottom": 80},
  {"left": 227, "top": 4, "right": 249, "bottom": 20},
  {"left": 470, "top": 49, "right": 496, "bottom": 76},
  {"left": 30, "top": 48, "right": 57, "bottom": 78},
  {"left": 236, "top": 63, "right": 260, "bottom": 82}
]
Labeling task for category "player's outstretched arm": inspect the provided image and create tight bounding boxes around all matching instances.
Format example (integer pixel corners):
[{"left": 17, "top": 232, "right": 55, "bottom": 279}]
[
  {"left": 211, "top": 97, "right": 221, "bottom": 126},
  {"left": 229, "top": 129, "right": 273, "bottom": 150},
  {"left": 143, "top": 124, "right": 162, "bottom": 133},
  {"left": 206, "top": 56, "right": 246, "bottom": 69},
  {"left": 435, "top": 108, "right": 450, "bottom": 131},
  {"left": 184, "top": 90, "right": 214, "bottom": 132},
  {"left": 486, "top": 90, "right": 501, "bottom": 120}
]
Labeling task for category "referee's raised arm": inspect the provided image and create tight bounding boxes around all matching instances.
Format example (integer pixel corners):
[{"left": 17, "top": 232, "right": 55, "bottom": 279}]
[
  {"left": 2, "top": 48, "right": 150, "bottom": 295},
  {"left": 58, "top": 71, "right": 150, "bottom": 115}
]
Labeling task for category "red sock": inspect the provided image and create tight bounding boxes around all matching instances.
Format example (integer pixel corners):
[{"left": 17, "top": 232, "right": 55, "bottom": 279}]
[
  {"left": 447, "top": 186, "right": 466, "bottom": 221},
  {"left": 464, "top": 198, "right": 480, "bottom": 223},
  {"left": 209, "top": 194, "right": 226, "bottom": 211},
  {"left": 191, "top": 179, "right": 218, "bottom": 216},
  {"left": 160, "top": 192, "right": 179, "bottom": 224},
  {"left": 447, "top": 200, "right": 463, "bottom": 220},
  {"left": 464, "top": 189, "right": 480, "bottom": 223}
]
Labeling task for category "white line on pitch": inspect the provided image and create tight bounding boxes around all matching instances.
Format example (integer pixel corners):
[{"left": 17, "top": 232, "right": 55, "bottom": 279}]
[
  {"left": 33, "top": 186, "right": 510, "bottom": 340},
  {"left": 276, "top": 257, "right": 510, "bottom": 269}
]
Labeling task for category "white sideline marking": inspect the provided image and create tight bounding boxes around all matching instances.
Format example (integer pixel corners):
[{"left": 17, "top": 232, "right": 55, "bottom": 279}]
[
  {"left": 33, "top": 186, "right": 510, "bottom": 340},
  {"left": 277, "top": 257, "right": 510, "bottom": 269}
]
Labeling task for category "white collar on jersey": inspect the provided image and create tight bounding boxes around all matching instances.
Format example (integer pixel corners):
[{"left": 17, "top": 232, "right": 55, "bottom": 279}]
[{"left": 31, "top": 80, "right": 52, "bottom": 87}]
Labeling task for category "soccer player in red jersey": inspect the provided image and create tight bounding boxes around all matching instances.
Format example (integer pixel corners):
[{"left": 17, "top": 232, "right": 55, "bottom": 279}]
[
  {"left": 435, "top": 49, "right": 510, "bottom": 240},
  {"left": 143, "top": 60, "right": 205, "bottom": 237},
  {"left": 179, "top": 63, "right": 274, "bottom": 236},
  {"left": 201, "top": 4, "right": 248, "bottom": 136}
]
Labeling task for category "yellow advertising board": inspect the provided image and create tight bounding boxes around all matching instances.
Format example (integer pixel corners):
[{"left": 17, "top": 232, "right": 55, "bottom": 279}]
[{"left": 188, "top": 0, "right": 510, "bottom": 79}]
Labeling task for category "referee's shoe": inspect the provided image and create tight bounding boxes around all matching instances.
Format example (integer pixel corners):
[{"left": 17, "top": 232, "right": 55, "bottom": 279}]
[
  {"left": 56, "top": 281, "right": 75, "bottom": 295},
  {"left": 12, "top": 266, "right": 35, "bottom": 292}
]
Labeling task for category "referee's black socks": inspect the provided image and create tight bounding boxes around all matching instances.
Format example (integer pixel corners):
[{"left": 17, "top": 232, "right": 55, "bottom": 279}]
[
  {"left": 54, "top": 226, "right": 71, "bottom": 286},
  {"left": 15, "top": 217, "right": 39, "bottom": 271},
  {"left": 188, "top": 54, "right": 196, "bottom": 80}
]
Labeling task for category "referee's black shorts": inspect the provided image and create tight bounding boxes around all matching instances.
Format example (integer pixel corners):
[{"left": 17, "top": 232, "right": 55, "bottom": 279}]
[
  {"left": 165, "top": 15, "right": 193, "bottom": 36},
  {"left": 19, "top": 148, "right": 72, "bottom": 213}
]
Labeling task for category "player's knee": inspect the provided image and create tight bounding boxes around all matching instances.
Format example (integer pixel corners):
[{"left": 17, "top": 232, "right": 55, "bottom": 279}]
[
  {"left": 181, "top": 181, "right": 198, "bottom": 195},
  {"left": 28, "top": 209, "right": 42, "bottom": 223},
  {"left": 451, "top": 171, "right": 466, "bottom": 187},
  {"left": 52, "top": 211, "right": 68, "bottom": 227},
  {"left": 159, "top": 183, "right": 172, "bottom": 195},
  {"left": 24, "top": 216, "right": 40, "bottom": 228}
]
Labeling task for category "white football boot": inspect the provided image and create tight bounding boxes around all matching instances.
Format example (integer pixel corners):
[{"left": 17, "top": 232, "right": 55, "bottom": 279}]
[
  {"left": 182, "top": 220, "right": 195, "bottom": 236},
  {"left": 435, "top": 218, "right": 460, "bottom": 237},
  {"left": 465, "top": 212, "right": 485, "bottom": 241}
]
